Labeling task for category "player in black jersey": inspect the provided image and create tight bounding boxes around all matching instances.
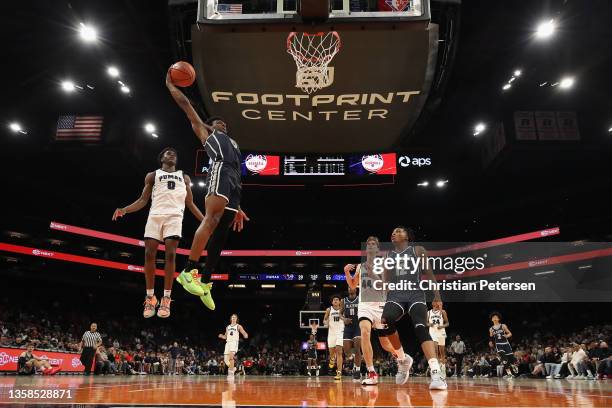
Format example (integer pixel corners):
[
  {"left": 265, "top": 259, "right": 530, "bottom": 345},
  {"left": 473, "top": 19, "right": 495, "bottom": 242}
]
[
  {"left": 306, "top": 333, "right": 319, "bottom": 376},
  {"left": 488, "top": 311, "right": 517, "bottom": 378},
  {"left": 166, "top": 70, "right": 249, "bottom": 311},
  {"left": 342, "top": 287, "right": 362, "bottom": 381},
  {"left": 380, "top": 226, "right": 447, "bottom": 390}
]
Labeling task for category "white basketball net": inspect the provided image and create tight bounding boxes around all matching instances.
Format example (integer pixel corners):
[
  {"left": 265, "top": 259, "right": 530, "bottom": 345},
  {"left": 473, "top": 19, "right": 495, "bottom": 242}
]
[
  {"left": 310, "top": 322, "right": 319, "bottom": 335},
  {"left": 287, "top": 31, "right": 341, "bottom": 94}
]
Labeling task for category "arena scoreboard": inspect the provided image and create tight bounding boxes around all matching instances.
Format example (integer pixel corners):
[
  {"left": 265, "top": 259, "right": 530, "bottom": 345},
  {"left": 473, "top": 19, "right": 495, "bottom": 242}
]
[{"left": 196, "top": 151, "right": 401, "bottom": 185}]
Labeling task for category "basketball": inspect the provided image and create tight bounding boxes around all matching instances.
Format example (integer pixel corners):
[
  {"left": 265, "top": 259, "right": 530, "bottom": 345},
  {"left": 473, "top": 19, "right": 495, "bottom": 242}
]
[{"left": 169, "top": 61, "right": 195, "bottom": 87}]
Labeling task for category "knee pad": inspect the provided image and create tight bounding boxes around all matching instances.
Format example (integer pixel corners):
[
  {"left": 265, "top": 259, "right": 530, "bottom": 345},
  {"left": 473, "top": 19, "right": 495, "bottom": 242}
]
[{"left": 408, "top": 303, "right": 432, "bottom": 344}]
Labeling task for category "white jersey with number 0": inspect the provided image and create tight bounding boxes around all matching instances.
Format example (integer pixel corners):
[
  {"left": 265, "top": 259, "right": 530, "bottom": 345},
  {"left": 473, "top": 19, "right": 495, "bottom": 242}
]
[{"left": 149, "top": 169, "right": 187, "bottom": 216}]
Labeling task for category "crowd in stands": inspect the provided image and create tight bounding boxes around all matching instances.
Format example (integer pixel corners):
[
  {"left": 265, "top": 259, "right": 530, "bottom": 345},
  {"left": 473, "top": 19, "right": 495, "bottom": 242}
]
[{"left": 1, "top": 306, "right": 609, "bottom": 379}]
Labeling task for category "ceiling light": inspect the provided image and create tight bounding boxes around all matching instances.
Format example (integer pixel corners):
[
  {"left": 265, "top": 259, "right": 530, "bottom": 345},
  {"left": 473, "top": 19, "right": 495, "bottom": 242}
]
[
  {"left": 120, "top": 85, "right": 130, "bottom": 94},
  {"left": 435, "top": 180, "right": 448, "bottom": 188},
  {"left": 107, "top": 66, "right": 119, "bottom": 77},
  {"left": 144, "top": 123, "right": 156, "bottom": 133},
  {"left": 79, "top": 23, "right": 98, "bottom": 42},
  {"left": 559, "top": 76, "right": 575, "bottom": 89},
  {"left": 535, "top": 19, "right": 555, "bottom": 39},
  {"left": 502, "top": 83, "right": 512, "bottom": 91},
  {"left": 417, "top": 181, "right": 429, "bottom": 187},
  {"left": 514, "top": 69, "right": 522, "bottom": 77},
  {"left": 61, "top": 81, "right": 76, "bottom": 92}
]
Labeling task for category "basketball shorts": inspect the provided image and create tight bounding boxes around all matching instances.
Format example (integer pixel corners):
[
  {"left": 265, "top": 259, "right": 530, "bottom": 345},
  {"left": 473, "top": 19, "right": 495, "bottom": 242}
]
[
  {"left": 224, "top": 341, "right": 239, "bottom": 355},
  {"left": 343, "top": 324, "right": 361, "bottom": 341},
  {"left": 429, "top": 330, "right": 447, "bottom": 345},
  {"left": 385, "top": 290, "right": 427, "bottom": 318},
  {"left": 357, "top": 302, "right": 385, "bottom": 330},
  {"left": 206, "top": 162, "right": 241, "bottom": 212},
  {"left": 327, "top": 329, "right": 344, "bottom": 348},
  {"left": 495, "top": 342, "right": 513, "bottom": 357},
  {"left": 307, "top": 350, "right": 317, "bottom": 359},
  {"left": 144, "top": 214, "right": 183, "bottom": 242}
]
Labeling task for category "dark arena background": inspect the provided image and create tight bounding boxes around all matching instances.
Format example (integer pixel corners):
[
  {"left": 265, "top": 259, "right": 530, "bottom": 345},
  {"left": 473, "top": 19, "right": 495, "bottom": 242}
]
[{"left": 1, "top": 0, "right": 611, "bottom": 407}]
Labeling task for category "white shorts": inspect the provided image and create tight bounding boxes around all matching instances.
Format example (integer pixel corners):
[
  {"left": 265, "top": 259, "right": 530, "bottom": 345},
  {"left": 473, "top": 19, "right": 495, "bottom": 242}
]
[
  {"left": 430, "top": 330, "right": 446, "bottom": 345},
  {"left": 357, "top": 303, "right": 385, "bottom": 330},
  {"left": 224, "top": 341, "right": 238, "bottom": 355},
  {"left": 327, "top": 330, "right": 344, "bottom": 348},
  {"left": 144, "top": 214, "right": 183, "bottom": 242}
]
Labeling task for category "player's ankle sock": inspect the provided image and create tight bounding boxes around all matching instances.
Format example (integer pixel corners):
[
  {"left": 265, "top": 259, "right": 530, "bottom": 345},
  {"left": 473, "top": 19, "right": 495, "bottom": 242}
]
[
  {"left": 395, "top": 347, "right": 406, "bottom": 360},
  {"left": 367, "top": 365, "right": 375, "bottom": 372},
  {"left": 146, "top": 289, "right": 154, "bottom": 297},
  {"left": 428, "top": 358, "right": 441, "bottom": 376},
  {"left": 163, "top": 290, "right": 171, "bottom": 298}
]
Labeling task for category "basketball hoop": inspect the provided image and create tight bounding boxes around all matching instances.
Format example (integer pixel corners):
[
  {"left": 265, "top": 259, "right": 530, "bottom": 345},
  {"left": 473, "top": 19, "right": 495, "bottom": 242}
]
[
  {"left": 309, "top": 321, "right": 319, "bottom": 335},
  {"left": 287, "top": 31, "right": 341, "bottom": 94}
]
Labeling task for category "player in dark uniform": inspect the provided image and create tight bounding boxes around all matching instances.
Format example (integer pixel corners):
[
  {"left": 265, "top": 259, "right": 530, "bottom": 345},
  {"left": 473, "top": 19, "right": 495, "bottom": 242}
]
[
  {"left": 488, "top": 311, "right": 517, "bottom": 378},
  {"left": 166, "top": 70, "right": 249, "bottom": 311},
  {"left": 380, "top": 226, "right": 446, "bottom": 390},
  {"left": 342, "top": 287, "right": 362, "bottom": 381},
  {"left": 306, "top": 334, "right": 319, "bottom": 377}
]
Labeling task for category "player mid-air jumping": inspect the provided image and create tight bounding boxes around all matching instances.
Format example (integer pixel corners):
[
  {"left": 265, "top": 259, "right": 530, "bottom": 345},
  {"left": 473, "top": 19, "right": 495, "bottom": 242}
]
[
  {"left": 112, "top": 148, "right": 203, "bottom": 318},
  {"left": 165, "top": 69, "right": 249, "bottom": 310}
]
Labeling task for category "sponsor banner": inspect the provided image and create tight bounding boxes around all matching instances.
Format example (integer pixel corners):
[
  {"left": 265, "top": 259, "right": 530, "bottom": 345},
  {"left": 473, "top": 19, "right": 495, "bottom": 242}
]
[
  {"left": 535, "top": 111, "right": 560, "bottom": 140},
  {"left": 0, "top": 347, "right": 84, "bottom": 372},
  {"left": 397, "top": 155, "right": 432, "bottom": 168},
  {"left": 514, "top": 111, "right": 537, "bottom": 140},
  {"left": 556, "top": 111, "right": 580, "bottom": 140},
  {"left": 0, "top": 243, "right": 228, "bottom": 281},
  {"left": 242, "top": 154, "right": 280, "bottom": 176}
]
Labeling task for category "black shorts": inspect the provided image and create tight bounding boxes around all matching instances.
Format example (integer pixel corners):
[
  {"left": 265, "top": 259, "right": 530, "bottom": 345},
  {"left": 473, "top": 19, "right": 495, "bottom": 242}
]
[
  {"left": 206, "top": 162, "right": 241, "bottom": 212},
  {"left": 307, "top": 350, "right": 317, "bottom": 359},
  {"left": 385, "top": 290, "right": 427, "bottom": 318},
  {"left": 495, "top": 342, "right": 513, "bottom": 357},
  {"left": 343, "top": 324, "right": 361, "bottom": 341}
]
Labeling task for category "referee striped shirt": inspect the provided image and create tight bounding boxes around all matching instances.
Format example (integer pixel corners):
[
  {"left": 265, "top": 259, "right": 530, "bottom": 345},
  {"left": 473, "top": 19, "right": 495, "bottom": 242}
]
[{"left": 81, "top": 331, "right": 102, "bottom": 348}]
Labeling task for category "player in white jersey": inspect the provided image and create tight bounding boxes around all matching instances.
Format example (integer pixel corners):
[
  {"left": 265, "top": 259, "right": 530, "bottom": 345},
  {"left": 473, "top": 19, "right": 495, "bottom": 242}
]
[
  {"left": 324, "top": 295, "right": 350, "bottom": 380},
  {"left": 344, "top": 236, "right": 412, "bottom": 386},
  {"left": 427, "top": 301, "right": 449, "bottom": 378},
  {"left": 218, "top": 314, "right": 248, "bottom": 377},
  {"left": 112, "top": 148, "right": 203, "bottom": 318}
]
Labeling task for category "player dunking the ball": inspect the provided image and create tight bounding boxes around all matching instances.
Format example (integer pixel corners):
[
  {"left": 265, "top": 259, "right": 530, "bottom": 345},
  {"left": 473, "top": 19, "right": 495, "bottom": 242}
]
[
  {"left": 165, "top": 69, "right": 249, "bottom": 310},
  {"left": 112, "top": 148, "right": 203, "bottom": 318},
  {"left": 219, "top": 314, "right": 248, "bottom": 378},
  {"left": 324, "top": 295, "right": 350, "bottom": 381}
]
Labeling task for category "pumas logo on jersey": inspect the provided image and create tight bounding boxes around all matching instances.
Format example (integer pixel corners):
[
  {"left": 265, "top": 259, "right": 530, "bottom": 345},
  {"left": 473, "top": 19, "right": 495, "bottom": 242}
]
[
  {"left": 361, "top": 155, "right": 384, "bottom": 173},
  {"left": 245, "top": 154, "right": 268, "bottom": 174}
]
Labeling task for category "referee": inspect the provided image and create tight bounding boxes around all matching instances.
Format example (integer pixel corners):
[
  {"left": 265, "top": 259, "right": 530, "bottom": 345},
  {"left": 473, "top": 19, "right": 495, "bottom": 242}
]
[{"left": 79, "top": 323, "right": 102, "bottom": 375}]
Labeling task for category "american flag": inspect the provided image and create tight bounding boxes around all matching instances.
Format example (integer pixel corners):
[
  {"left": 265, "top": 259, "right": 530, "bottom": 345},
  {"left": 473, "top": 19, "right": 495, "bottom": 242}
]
[
  {"left": 217, "top": 3, "right": 242, "bottom": 13},
  {"left": 56, "top": 115, "right": 103, "bottom": 142}
]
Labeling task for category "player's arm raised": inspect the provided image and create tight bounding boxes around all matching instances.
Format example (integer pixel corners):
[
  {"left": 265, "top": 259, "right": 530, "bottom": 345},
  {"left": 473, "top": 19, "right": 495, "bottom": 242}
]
[
  {"left": 344, "top": 264, "right": 359, "bottom": 289},
  {"left": 112, "top": 172, "right": 154, "bottom": 220},
  {"left": 416, "top": 245, "right": 441, "bottom": 303},
  {"left": 165, "top": 70, "right": 212, "bottom": 144},
  {"left": 238, "top": 325, "right": 249, "bottom": 339},
  {"left": 184, "top": 175, "right": 204, "bottom": 222}
]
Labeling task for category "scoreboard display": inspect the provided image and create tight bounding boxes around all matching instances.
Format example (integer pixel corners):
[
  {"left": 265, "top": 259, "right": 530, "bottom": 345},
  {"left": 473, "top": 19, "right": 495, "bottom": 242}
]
[
  {"left": 194, "top": 150, "right": 434, "bottom": 185},
  {"left": 284, "top": 156, "right": 345, "bottom": 176},
  {"left": 237, "top": 273, "right": 345, "bottom": 281}
]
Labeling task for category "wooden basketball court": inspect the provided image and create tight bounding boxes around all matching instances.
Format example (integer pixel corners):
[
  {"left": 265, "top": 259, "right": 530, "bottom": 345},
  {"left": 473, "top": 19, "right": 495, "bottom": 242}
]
[{"left": 1, "top": 375, "right": 610, "bottom": 407}]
